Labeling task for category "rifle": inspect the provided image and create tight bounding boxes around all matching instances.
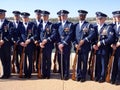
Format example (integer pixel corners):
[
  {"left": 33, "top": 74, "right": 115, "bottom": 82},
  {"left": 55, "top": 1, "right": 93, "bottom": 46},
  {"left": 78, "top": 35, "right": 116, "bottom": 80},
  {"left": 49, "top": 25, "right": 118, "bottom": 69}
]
[
  {"left": 71, "top": 48, "right": 78, "bottom": 80},
  {"left": 32, "top": 25, "right": 37, "bottom": 73},
  {"left": 32, "top": 42, "right": 38, "bottom": 73},
  {"left": 71, "top": 40, "right": 83, "bottom": 81},
  {"left": 53, "top": 45, "right": 58, "bottom": 73},
  {"left": 61, "top": 51, "right": 63, "bottom": 79},
  {"left": 106, "top": 49, "right": 115, "bottom": 82},
  {"left": 11, "top": 42, "right": 17, "bottom": 73},
  {"left": 19, "top": 30, "right": 31, "bottom": 78},
  {"left": 37, "top": 48, "right": 42, "bottom": 78},
  {"left": 37, "top": 29, "right": 47, "bottom": 78},
  {"left": 89, "top": 35, "right": 101, "bottom": 80},
  {"left": 89, "top": 41, "right": 102, "bottom": 80},
  {"left": 88, "top": 48, "right": 94, "bottom": 75},
  {"left": 89, "top": 49, "right": 96, "bottom": 80},
  {"left": 19, "top": 47, "right": 25, "bottom": 78}
]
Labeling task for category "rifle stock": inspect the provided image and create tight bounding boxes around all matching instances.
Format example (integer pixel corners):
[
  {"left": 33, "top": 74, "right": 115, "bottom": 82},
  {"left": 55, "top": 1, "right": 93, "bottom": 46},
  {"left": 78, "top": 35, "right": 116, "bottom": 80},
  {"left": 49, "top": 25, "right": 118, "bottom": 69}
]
[
  {"left": 71, "top": 49, "right": 78, "bottom": 80},
  {"left": 89, "top": 36, "right": 101, "bottom": 80},
  {"left": 106, "top": 49, "right": 115, "bottom": 82},
  {"left": 71, "top": 41, "right": 82, "bottom": 80},
  {"left": 38, "top": 48, "right": 42, "bottom": 78},
  {"left": 89, "top": 50, "right": 96, "bottom": 80},
  {"left": 19, "top": 47, "right": 25, "bottom": 78},
  {"left": 88, "top": 48, "right": 93, "bottom": 75},
  {"left": 32, "top": 45, "right": 37, "bottom": 73},
  {"left": 33, "top": 41, "right": 39, "bottom": 73},
  {"left": 19, "top": 31, "right": 31, "bottom": 77},
  {"left": 89, "top": 36, "right": 100, "bottom": 80},
  {"left": 12, "top": 43, "right": 17, "bottom": 73}
]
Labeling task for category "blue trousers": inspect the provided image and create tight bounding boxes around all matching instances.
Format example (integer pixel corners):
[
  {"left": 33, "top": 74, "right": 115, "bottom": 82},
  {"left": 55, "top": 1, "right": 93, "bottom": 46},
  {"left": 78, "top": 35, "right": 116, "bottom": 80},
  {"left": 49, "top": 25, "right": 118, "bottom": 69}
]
[
  {"left": 23, "top": 43, "right": 34, "bottom": 77},
  {"left": 95, "top": 54, "right": 108, "bottom": 80},
  {"left": 77, "top": 52, "right": 89, "bottom": 79},
  {"left": 111, "top": 47, "right": 120, "bottom": 82},
  {"left": 42, "top": 47, "right": 52, "bottom": 78},
  {"left": 0, "top": 42, "right": 11, "bottom": 77},
  {"left": 58, "top": 45, "right": 71, "bottom": 78}
]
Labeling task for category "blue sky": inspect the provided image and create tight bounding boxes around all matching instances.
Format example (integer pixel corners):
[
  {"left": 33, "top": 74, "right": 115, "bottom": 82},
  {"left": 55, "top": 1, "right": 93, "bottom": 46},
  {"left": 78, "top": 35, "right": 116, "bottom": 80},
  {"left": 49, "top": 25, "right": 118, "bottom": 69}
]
[{"left": 0, "top": 0, "right": 120, "bottom": 18}]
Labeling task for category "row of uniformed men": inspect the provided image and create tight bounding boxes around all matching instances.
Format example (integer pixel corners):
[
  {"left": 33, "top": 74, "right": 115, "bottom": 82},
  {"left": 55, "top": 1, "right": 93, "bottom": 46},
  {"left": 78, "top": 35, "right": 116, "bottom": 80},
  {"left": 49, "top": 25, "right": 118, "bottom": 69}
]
[{"left": 0, "top": 9, "right": 120, "bottom": 85}]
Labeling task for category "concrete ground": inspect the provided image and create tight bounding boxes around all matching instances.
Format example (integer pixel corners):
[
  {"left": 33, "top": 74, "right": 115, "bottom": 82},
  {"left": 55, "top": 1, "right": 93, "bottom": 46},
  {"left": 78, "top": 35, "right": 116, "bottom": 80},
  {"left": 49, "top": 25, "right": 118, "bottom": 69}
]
[{"left": 0, "top": 53, "right": 120, "bottom": 90}]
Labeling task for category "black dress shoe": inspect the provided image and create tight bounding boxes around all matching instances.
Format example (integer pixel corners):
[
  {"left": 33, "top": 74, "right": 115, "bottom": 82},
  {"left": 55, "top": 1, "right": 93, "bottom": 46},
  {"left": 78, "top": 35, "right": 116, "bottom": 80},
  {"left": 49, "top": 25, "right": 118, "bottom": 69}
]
[
  {"left": 95, "top": 77, "right": 99, "bottom": 82},
  {"left": 76, "top": 78, "right": 81, "bottom": 81},
  {"left": 24, "top": 75, "right": 28, "bottom": 78},
  {"left": 0, "top": 76, "right": 6, "bottom": 79},
  {"left": 99, "top": 77, "right": 105, "bottom": 83},
  {"left": 81, "top": 78, "right": 86, "bottom": 82},
  {"left": 61, "top": 77, "right": 64, "bottom": 80},
  {"left": 42, "top": 76, "right": 46, "bottom": 79},
  {"left": 64, "top": 77, "right": 69, "bottom": 80},
  {"left": 46, "top": 77, "right": 50, "bottom": 79},
  {"left": 0, "top": 75, "right": 9, "bottom": 79},
  {"left": 6, "top": 75, "right": 11, "bottom": 79},
  {"left": 27, "top": 75, "right": 32, "bottom": 79},
  {"left": 110, "top": 81, "right": 115, "bottom": 84},
  {"left": 115, "top": 80, "right": 120, "bottom": 85}
]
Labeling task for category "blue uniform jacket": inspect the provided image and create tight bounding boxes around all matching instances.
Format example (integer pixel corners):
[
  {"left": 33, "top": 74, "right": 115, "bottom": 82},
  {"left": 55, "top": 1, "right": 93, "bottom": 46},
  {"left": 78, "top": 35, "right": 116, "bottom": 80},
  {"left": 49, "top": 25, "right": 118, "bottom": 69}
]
[
  {"left": 93, "top": 23, "right": 115, "bottom": 55},
  {"left": 56, "top": 21, "right": 74, "bottom": 46},
  {"left": 73, "top": 21, "right": 95, "bottom": 52},
  {"left": 38, "top": 21, "right": 56, "bottom": 49},
  {"left": 19, "top": 22, "right": 37, "bottom": 43},
  {"left": 0, "top": 19, "right": 13, "bottom": 44},
  {"left": 11, "top": 21, "right": 23, "bottom": 44},
  {"left": 113, "top": 24, "right": 120, "bottom": 56}
]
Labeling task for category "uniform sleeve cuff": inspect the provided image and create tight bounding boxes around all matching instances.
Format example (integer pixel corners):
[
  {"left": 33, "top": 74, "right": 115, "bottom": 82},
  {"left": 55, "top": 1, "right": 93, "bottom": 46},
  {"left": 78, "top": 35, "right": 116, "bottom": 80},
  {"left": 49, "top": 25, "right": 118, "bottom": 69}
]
[
  {"left": 17, "top": 40, "right": 20, "bottom": 44},
  {"left": 62, "top": 41, "right": 68, "bottom": 45},
  {"left": 4, "top": 37, "right": 9, "bottom": 41},
  {"left": 102, "top": 40, "right": 105, "bottom": 45},
  {"left": 85, "top": 37, "right": 89, "bottom": 42},
  {"left": 30, "top": 37, "right": 34, "bottom": 41},
  {"left": 47, "top": 37, "right": 52, "bottom": 42}
]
